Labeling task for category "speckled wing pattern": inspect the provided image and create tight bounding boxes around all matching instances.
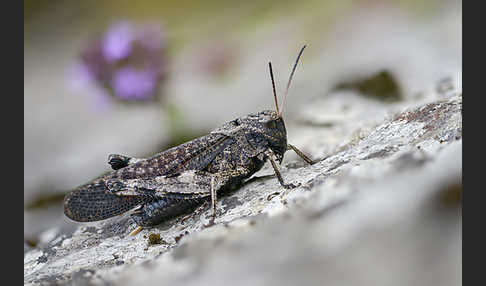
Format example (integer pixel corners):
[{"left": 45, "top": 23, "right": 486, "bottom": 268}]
[{"left": 109, "top": 133, "right": 233, "bottom": 179}]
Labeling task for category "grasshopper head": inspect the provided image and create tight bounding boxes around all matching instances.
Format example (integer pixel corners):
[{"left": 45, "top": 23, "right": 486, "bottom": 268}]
[
  {"left": 237, "top": 110, "right": 287, "bottom": 163},
  {"left": 230, "top": 45, "right": 307, "bottom": 164}
]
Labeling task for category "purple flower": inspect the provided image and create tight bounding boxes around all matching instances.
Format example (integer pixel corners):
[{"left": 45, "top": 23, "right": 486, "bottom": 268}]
[
  {"left": 102, "top": 22, "right": 134, "bottom": 62},
  {"left": 73, "top": 21, "right": 167, "bottom": 105},
  {"left": 113, "top": 68, "right": 157, "bottom": 100}
]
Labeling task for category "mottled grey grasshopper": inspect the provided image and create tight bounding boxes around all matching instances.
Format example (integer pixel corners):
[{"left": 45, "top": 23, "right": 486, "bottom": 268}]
[{"left": 64, "top": 45, "right": 314, "bottom": 234}]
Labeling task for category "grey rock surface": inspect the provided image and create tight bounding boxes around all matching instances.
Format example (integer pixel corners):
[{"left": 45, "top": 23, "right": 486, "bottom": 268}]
[{"left": 24, "top": 82, "right": 462, "bottom": 285}]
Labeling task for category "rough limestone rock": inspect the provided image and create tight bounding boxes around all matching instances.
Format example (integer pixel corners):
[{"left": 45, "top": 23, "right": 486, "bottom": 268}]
[{"left": 24, "top": 79, "right": 461, "bottom": 285}]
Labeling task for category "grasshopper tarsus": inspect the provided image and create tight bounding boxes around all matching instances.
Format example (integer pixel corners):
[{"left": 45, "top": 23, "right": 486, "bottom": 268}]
[
  {"left": 283, "top": 183, "right": 301, "bottom": 189},
  {"left": 204, "top": 219, "right": 216, "bottom": 228}
]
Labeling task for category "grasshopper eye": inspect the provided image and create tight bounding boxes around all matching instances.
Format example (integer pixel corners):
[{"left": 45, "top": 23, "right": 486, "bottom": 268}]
[{"left": 266, "top": 121, "right": 276, "bottom": 129}]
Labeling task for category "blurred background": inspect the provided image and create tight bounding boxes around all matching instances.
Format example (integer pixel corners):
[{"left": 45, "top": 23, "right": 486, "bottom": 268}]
[{"left": 24, "top": 0, "right": 461, "bottom": 247}]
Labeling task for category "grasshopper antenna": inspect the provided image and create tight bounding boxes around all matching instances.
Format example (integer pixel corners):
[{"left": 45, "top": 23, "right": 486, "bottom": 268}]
[
  {"left": 281, "top": 45, "right": 307, "bottom": 116},
  {"left": 268, "top": 62, "right": 280, "bottom": 115}
]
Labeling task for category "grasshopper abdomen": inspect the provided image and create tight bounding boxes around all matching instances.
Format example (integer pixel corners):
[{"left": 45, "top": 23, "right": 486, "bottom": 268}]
[{"left": 130, "top": 197, "right": 206, "bottom": 227}]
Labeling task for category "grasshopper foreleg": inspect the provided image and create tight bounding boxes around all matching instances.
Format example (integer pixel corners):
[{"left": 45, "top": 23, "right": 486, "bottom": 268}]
[{"left": 266, "top": 149, "right": 300, "bottom": 189}]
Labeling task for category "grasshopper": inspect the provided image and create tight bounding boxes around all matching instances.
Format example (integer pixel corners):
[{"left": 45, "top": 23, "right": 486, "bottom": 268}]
[{"left": 64, "top": 46, "right": 314, "bottom": 234}]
